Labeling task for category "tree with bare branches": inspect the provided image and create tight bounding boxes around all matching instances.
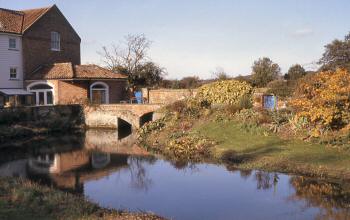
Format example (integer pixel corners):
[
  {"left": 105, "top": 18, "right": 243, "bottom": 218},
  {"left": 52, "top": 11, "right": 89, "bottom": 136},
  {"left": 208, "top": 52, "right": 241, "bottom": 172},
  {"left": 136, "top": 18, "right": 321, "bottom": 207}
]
[{"left": 100, "top": 34, "right": 164, "bottom": 87}]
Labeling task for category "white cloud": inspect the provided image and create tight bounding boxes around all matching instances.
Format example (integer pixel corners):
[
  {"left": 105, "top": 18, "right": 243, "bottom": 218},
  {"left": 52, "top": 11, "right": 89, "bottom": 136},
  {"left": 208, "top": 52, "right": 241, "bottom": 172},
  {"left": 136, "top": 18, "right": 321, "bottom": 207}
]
[{"left": 292, "top": 28, "right": 314, "bottom": 37}]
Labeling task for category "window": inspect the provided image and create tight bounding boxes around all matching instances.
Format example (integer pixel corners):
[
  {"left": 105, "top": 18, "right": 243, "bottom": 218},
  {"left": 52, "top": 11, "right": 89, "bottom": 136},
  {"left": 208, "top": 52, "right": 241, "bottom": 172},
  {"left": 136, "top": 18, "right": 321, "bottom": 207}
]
[
  {"left": 90, "top": 82, "right": 109, "bottom": 104},
  {"left": 10, "top": 67, "right": 17, "bottom": 79},
  {"left": 9, "top": 38, "right": 16, "bottom": 49},
  {"left": 28, "top": 82, "right": 54, "bottom": 106},
  {"left": 51, "top": 32, "right": 60, "bottom": 51}
]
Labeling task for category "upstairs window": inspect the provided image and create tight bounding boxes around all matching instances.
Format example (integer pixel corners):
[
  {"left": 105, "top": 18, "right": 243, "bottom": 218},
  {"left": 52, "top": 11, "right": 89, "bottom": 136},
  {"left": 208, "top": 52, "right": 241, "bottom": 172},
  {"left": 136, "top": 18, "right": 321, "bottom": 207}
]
[
  {"left": 10, "top": 67, "right": 17, "bottom": 79},
  {"left": 9, "top": 38, "right": 16, "bottom": 49},
  {"left": 51, "top": 32, "right": 60, "bottom": 51}
]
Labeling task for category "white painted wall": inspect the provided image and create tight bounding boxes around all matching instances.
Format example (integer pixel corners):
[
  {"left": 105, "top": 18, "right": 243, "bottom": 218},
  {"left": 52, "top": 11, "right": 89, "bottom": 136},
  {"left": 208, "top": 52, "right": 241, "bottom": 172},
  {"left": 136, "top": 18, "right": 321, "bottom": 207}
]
[{"left": 0, "top": 33, "right": 23, "bottom": 89}]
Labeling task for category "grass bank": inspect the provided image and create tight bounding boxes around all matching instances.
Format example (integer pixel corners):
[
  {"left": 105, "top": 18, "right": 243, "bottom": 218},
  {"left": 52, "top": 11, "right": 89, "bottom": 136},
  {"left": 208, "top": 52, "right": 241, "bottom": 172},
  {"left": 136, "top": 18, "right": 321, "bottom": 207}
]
[
  {"left": 139, "top": 102, "right": 350, "bottom": 181},
  {"left": 195, "top": 120, "right": 350, "bottom": 180},
  {"left": 0, "top": 177, "right": 163, "bottom": 220}
]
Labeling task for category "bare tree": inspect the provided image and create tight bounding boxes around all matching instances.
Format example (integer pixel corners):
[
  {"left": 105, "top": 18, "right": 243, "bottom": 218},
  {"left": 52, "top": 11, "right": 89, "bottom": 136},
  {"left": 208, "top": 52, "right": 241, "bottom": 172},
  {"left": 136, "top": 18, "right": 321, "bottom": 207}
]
[
  {"left": 100, "top": 34, "right": 151, "bottom": 75},
  {"left": 212, "top": 67, "right": 230, "bottom": 80}
]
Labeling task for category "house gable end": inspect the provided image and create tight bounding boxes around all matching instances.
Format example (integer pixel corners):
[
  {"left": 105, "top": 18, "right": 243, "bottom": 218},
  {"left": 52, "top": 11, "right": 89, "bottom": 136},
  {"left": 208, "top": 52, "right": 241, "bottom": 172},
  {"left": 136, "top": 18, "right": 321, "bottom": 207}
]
[
  {"left": 22, "top": 5, "right": 81, "bottom": 76},
  {"left": 23, "top": 5, "right": 81, "bottom": 42}
]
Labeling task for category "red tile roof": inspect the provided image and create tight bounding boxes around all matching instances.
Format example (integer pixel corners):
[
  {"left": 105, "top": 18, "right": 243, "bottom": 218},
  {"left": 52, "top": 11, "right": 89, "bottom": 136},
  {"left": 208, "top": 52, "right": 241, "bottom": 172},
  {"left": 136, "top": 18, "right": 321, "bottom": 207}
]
[
  {"left": 27, "top": 62, "right": 127, "bottom": 80},
  {"left": 22, "top": 7, "right": 51, "bottom": 32},
  {"left": 0, "top": 6, "right": 51, "bottom": 34},
  {"left": 75, "top": 65, "right": 127, "bottom": 79}
]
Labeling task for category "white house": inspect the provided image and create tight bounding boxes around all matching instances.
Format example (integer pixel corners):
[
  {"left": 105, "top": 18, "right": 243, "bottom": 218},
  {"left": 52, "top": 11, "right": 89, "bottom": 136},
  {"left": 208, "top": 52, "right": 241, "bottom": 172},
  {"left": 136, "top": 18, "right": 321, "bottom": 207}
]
[
  {"left": 0, "top": 33, "right": 32, "bottom": 106},
  {"left": 0, "top": 33, "right": 23, "bottom": 89}
]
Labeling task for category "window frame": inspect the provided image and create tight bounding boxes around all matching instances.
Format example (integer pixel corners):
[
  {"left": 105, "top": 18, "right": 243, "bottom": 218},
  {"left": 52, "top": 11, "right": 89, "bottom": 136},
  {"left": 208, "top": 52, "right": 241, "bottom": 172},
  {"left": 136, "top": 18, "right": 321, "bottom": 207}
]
[
  {"left": 51, "top": 31, "right": 61, "bottom": 51},
  {"left": 27, "top": 82, "right": 55, "bottom": 106},
  {"left": 9, "top": 67, "right": 18, "bottom": 80},
  {"left": 90, "top": 82, "right": 109, "bottom": 104},
  {"left": 8, "top": 38, "right": 17, "bottom": 50}
]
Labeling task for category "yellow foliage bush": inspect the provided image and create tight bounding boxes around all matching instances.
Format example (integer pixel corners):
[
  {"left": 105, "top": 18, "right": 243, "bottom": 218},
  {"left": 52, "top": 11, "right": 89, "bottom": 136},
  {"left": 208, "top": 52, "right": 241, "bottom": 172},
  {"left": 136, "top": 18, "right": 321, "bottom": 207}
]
[
  {"left": 196, "top": 80, "right": 254, "bottom": 105},
  {"left": 290, "top": 69, "right": 350, "bottom": 130}
]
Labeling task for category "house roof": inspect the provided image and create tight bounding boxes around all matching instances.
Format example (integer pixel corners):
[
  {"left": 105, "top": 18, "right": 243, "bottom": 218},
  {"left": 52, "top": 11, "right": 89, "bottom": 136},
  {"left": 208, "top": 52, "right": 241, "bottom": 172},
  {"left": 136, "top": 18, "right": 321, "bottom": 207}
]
[
  {"left": 0, "top": 6, "right": 52, "bottom": 34},
  {"left": 27, "top": 62, "right": 127, "bottom": 80},
  {"left": 22, "top": 7, "right": 51, "bottom": 32}
]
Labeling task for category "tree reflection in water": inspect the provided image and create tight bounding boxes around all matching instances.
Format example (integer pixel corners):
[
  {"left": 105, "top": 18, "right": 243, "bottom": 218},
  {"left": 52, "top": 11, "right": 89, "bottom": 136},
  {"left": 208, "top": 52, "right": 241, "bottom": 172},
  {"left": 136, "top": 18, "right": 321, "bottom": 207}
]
[
  {"left": 289, "top": 176, "right": 350, "bottom": 220},
  {"left": 254, "top": 171, "right": 279, "bottom": 190},
  {"left": 127, "top": 156, "right": 156, "bottom": 192},
  {"left": 240, "top": 169, "right": 253, "bottom": 180}
]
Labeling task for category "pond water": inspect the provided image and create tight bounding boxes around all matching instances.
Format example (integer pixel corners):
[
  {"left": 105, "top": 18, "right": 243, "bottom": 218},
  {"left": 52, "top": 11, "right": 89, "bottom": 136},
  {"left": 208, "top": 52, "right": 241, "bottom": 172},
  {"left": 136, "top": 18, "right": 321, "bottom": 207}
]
[{"left": 0, "top": 129, "right": 349, "bottom": 220}]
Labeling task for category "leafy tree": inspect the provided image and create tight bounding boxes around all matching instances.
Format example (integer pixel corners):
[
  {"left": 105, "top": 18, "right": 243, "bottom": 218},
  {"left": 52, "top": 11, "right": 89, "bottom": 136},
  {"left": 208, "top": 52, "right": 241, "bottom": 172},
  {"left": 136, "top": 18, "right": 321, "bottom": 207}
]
[
  {"left": 284, "top": 64, "right": 306, "bottom": 80},
  {"left": 179, "top": 76, "right": 200, "bottom": 89},
  {"left": 319, "top": 32, "right": 350, "bottom": 72},
  {"left": 159, "top": 76, "right": 201, "bottom": 89},
  {"left": 266, "top": 80, "right": 294, "bottom": 99},
  {"left": 251, "top": 57, "right": 281, "bottom": 87},
  {"left": 133, "top": 62, "right": 165, "bottom": 87},
  {"left": 234, "top": 74, "right": 252, "bottom": 84}
]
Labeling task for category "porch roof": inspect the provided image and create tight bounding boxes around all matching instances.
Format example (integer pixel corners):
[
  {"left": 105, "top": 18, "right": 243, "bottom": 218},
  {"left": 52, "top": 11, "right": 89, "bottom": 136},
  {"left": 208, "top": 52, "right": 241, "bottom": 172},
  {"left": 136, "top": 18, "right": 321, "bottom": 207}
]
[{"left": 0, "top": 89, "right": 33, "bottom": 96}]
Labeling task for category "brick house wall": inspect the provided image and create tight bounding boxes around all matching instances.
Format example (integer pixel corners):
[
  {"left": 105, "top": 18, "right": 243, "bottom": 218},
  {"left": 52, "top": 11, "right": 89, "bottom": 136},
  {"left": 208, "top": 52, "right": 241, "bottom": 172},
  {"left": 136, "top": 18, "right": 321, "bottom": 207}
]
[
  {"left": 105, "top": 80, "right": 127, "bottom": 103},
  {"left": 25, "top": 79, "right": 127, "bottom": 105},
  {"left": 54, "top": 80, "right": 127, "bottom": 105},
  {"left": 22, "top": 5, "right": 81, "bottom": 76},
  {"left": 56, "top": 80, "right": 88, "bottom": 104}
]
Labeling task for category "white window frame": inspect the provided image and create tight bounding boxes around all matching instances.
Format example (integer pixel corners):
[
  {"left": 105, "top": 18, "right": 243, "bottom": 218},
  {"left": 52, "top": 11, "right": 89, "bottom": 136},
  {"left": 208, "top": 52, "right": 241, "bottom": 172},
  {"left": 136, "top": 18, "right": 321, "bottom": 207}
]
[
  {"left": 9, "top": 67, "right": 18, "bottom": 80},
  {"left": 27, "top": 82, "right": 55, "bottom": 106},
  {"left": 51, "top": 32, "right": 60, "bottom": 51},
  {"left": 9, "top": 38, "right": 17, "bottom": 49},
  {"left": 90, "top": 82, "right": 109, "bottom": 104}
]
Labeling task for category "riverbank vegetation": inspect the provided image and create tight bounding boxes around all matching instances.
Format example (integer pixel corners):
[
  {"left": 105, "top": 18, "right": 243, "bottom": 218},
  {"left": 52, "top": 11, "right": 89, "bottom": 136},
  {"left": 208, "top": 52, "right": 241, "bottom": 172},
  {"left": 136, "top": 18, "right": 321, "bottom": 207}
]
[
  {"left": 0, "top": 177, "right": 163, "bottom": 220},
  {"left": 0, "top": 105, "right": 84, "bottom": 144},
  {"left": 138, "top": 73, "right": 350, "bottom": 180}
]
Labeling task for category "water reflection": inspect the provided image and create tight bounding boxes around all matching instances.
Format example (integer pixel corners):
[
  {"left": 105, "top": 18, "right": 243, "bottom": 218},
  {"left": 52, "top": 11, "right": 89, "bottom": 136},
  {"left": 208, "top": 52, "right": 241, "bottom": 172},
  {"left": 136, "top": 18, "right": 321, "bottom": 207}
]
[{"left": 0, "top": 130, "right": 349, "bottom": 220}]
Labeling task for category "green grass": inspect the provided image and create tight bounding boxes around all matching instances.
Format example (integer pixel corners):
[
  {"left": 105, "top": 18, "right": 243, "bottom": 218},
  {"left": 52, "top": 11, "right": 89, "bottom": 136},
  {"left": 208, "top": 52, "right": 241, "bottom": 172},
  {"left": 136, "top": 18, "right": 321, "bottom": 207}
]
[{"left": 195, "top": 121, "right": 350, "bottom": 179}]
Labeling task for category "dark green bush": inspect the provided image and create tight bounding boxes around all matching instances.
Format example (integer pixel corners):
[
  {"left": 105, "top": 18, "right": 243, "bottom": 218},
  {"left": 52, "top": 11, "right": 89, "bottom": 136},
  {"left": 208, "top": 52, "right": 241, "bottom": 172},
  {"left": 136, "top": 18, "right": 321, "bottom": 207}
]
[{"left": 266, "top": 80, "right": 295, "bottom": 99}]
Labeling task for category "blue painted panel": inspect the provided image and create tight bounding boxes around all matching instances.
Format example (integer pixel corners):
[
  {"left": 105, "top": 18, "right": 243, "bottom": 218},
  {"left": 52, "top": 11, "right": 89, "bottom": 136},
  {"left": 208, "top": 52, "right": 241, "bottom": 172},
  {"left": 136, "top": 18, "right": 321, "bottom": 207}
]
[
  {"left": 134, "top": 91, "right": 142, "bottom": 104},
  {"left": 264, "top": 95, "right": 276, "bottom": 109}
]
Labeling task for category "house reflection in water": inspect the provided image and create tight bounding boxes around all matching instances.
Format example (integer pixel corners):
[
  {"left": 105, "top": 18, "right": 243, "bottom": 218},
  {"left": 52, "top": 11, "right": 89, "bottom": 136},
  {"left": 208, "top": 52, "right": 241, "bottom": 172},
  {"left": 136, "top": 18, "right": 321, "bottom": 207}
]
[
  {"left": 28, "top": 151, "right": 129, "bottom": 193},
  {"left": 8, "top": 129, "right": 149, "bottom": 193}
]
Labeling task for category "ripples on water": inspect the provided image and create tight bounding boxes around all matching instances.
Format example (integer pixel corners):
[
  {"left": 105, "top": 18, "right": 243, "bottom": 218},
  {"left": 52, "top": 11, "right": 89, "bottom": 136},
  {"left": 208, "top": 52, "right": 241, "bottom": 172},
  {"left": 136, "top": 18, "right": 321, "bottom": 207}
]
[{"left": 0, "top": 129, "right": 349, "bottom": 220}]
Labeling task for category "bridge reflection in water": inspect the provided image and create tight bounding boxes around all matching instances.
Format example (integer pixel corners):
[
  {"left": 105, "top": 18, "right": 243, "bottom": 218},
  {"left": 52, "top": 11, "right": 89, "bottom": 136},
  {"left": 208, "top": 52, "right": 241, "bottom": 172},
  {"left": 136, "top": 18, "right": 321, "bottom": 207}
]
[{"left": 0, "top": 129, "right": 151, "bottom": 193}]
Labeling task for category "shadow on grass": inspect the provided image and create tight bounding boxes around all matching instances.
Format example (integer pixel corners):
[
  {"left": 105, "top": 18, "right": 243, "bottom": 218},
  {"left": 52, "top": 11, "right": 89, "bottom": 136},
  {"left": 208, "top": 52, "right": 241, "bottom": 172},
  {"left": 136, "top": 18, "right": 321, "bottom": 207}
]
[{"left": 220, "top": 140, "right": 286, "bottom": 164}]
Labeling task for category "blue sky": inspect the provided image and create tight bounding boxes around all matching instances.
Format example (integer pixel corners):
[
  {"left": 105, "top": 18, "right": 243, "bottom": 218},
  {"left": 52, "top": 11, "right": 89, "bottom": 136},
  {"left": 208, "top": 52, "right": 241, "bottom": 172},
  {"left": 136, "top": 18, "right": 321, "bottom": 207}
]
[{"left": 1, "top": 0, "right": 349, "bottom": 79}]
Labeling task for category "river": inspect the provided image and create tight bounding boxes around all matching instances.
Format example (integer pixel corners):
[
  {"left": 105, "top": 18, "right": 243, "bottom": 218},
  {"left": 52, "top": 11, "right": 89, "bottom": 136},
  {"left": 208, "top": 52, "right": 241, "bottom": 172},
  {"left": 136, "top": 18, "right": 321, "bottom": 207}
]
[{"left": 0, "top": 129, "right": 349, "bottom": 220}]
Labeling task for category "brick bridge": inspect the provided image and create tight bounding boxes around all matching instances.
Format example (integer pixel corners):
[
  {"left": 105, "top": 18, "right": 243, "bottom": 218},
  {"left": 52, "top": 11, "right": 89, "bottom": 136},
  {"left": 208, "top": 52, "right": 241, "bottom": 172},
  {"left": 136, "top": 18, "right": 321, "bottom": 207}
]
[{"left": 83, "top": 104, "right": 163, "bottom": 130}]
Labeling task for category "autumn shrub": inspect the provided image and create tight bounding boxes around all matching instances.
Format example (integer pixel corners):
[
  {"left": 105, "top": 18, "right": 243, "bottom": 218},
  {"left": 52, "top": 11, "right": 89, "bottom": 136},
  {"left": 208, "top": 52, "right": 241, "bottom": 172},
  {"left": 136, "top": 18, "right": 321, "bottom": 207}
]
[
  {"left": 290, "top": 69, "right": 350, "bottom": 134},
  {"left": 165, "top": 133, "right": 215, "bottom": 161},
  {"left": 196, "top": 80, "right": 254, "bottom": 106},
  {"left": 138, "top": 116, "right": 167, "bottom": 139}
]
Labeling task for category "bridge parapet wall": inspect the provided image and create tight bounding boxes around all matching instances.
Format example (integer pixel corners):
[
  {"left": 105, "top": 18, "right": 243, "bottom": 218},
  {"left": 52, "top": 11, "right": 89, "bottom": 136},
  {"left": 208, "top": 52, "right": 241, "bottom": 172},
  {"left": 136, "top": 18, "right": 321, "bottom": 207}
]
[{"left": 83, "top": 104, "right": 162, "bottom": 129}]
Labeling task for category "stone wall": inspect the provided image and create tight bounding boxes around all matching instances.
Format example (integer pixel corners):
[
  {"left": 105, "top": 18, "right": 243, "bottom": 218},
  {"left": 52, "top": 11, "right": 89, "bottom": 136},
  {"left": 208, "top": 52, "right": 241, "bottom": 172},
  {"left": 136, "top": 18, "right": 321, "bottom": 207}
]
[{"left": 142, "top": 88, "right": 197, "bottom": 104}]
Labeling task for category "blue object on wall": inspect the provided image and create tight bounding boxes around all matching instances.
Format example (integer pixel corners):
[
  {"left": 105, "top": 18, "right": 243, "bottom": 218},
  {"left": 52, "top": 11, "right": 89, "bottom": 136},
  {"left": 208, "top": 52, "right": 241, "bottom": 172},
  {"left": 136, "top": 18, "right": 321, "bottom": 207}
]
[
  {"left": 263, "top": 95, "right": 276, "bottom": 110},
  {"left": 134, "top": 91, "right": 142, "bottom": 104}
]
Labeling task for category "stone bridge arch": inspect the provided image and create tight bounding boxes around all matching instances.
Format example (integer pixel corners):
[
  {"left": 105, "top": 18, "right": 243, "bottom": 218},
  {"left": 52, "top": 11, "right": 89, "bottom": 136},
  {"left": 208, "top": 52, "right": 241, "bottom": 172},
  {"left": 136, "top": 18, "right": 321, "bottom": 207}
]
[{"left": 84, "top": 104, "right": 162, "bottom": 130}]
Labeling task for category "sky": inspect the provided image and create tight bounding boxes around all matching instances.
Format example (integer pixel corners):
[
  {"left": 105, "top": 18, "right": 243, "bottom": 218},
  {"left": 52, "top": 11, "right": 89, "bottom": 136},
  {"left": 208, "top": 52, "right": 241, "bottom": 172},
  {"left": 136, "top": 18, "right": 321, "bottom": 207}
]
[{"left": 1, "top": 0, "right": 349, "bottom": 79}]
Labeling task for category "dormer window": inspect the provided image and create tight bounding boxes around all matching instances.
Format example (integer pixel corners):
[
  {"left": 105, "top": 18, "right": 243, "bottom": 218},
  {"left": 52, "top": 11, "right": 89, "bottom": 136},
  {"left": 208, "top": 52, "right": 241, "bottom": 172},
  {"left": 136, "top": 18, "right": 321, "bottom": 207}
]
[
  {"left": 51, "top": 32, "right": 60, "bottom": 51},
  {"left": 9, "top": 38, "right": 16, "bottom": 49}
]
